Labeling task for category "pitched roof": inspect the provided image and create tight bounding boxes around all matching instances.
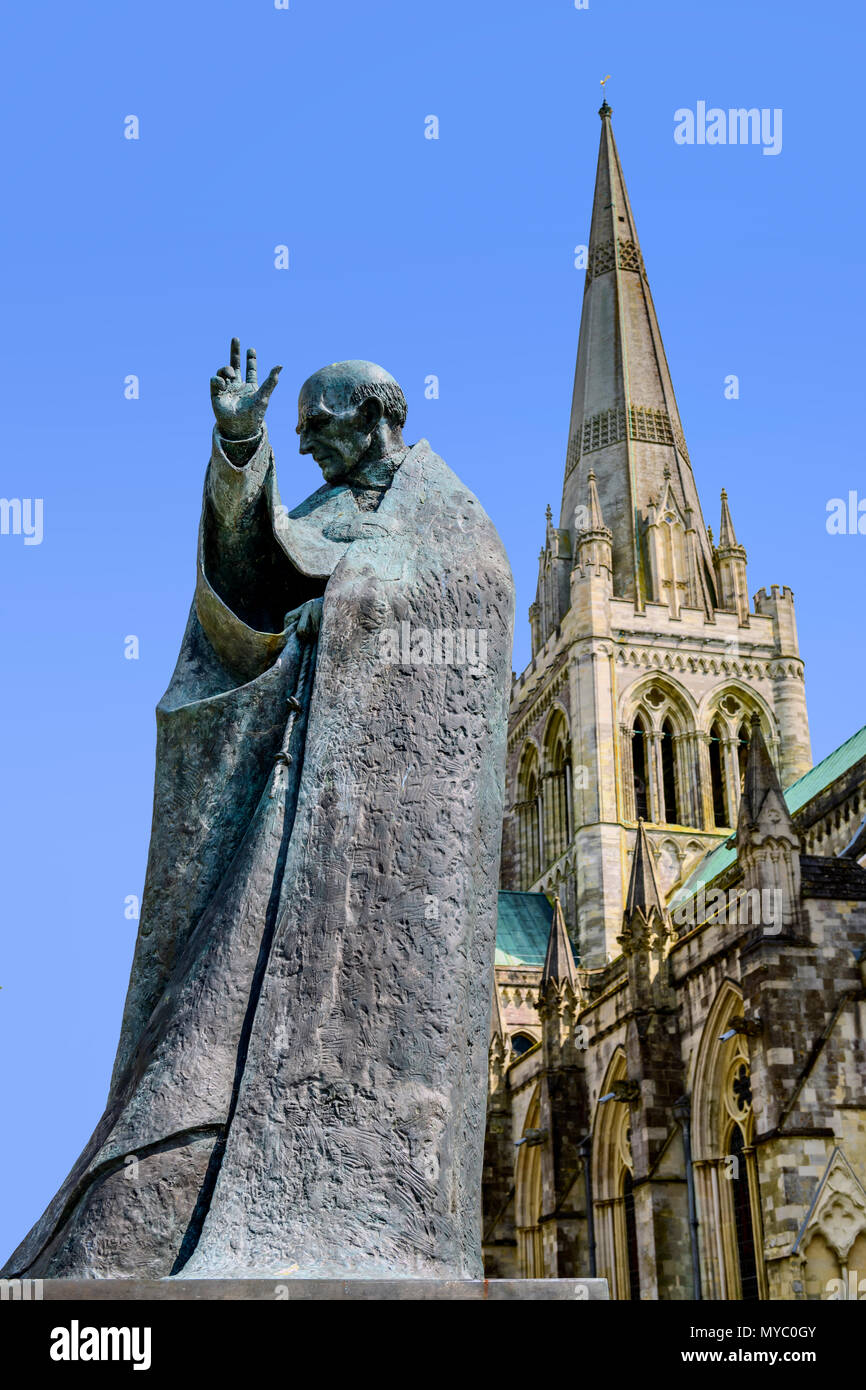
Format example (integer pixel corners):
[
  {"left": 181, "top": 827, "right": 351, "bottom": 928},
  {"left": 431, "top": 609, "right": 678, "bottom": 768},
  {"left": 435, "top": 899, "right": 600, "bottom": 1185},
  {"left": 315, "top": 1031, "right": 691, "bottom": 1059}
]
[{"left": 496, "top": 891, "right": 555, "bottom": 967}]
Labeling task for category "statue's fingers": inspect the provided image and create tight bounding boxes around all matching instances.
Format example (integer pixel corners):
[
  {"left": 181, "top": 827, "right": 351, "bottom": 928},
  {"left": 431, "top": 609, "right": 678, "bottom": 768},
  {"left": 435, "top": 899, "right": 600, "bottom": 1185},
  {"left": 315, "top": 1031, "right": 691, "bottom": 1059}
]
[
  {"left": 210, "top": 375, "right": 227, "bottom": 397},
  {"left": 216, "top": 365, "right": 237, "bottom": 383},
  {"left": 230, "top": 337, "right": 241, "bottom": 372},
  {"left": 256, "top": 364, "right": 282, "bottom": 406},
  {"left": 246, "top": 347, "right": 258, "bottom": 386}
]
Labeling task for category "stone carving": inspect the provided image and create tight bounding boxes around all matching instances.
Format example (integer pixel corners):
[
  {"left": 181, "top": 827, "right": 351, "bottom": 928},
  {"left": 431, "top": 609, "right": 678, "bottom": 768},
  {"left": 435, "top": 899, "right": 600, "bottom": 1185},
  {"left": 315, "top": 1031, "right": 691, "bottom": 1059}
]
[
  {"left": 564, "top": 403, "right": 691, "bottom": 480},
  {"left": 798, "top": 1149, "right": 866, "bottom": 1264},
  {"left": 583, "top": 237, "right": 647, "bottom": 288},
  {"left": 3, "top": 345, "right": 514, "bottom": 1282}
]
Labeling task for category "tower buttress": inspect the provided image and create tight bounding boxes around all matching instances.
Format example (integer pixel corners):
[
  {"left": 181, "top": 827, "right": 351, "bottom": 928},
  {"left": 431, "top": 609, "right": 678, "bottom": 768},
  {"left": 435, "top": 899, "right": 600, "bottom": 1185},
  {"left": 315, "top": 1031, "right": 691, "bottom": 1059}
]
[{"left": 754, "top": 586, "right": 812, "bottom": 783}]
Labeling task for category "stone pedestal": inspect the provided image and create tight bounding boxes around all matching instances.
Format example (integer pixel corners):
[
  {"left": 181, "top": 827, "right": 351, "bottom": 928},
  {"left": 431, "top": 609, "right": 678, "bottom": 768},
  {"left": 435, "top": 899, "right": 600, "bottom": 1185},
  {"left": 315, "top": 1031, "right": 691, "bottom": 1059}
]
[{"left": 31, "top": 1278, "right": 609, "bottom": 1302}]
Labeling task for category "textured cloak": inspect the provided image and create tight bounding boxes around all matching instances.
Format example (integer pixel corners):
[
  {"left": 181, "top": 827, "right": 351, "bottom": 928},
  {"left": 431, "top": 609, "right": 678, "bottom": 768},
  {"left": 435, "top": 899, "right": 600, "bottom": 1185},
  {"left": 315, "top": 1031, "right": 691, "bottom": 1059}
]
[{"left": 3, "top": 429, "right": 514, "bottom": 1281}]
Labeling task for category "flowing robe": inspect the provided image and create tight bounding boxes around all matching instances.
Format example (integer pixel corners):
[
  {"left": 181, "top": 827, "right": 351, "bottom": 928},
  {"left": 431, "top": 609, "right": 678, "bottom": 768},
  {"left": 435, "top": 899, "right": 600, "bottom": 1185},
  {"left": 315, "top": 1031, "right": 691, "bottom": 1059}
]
[{"left": 4, "top": 427, "right": 514, "bottom": 1280}]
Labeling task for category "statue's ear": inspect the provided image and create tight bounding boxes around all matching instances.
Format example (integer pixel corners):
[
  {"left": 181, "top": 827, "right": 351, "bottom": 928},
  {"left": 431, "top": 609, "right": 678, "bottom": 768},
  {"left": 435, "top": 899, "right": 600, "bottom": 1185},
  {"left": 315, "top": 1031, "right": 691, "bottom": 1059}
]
[{"left": 357, "top": 395, "right": 385, "bottom": 432}]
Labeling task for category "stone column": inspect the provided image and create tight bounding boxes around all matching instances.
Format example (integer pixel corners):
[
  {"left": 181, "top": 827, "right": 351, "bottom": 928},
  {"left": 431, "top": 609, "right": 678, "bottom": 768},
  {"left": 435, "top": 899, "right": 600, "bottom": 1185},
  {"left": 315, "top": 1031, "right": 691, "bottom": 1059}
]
[
  {"left": 694, "top": 731, "right": 714, "bottom": 831},
  {"left": 722, "top": 736, "right": 740, "bottom": 826},
  {"left": 621, "top": 722, "right": 636, "bottom": 821},
  {"left": 647, "top": 729, "right": 663, "bottom": 823}
]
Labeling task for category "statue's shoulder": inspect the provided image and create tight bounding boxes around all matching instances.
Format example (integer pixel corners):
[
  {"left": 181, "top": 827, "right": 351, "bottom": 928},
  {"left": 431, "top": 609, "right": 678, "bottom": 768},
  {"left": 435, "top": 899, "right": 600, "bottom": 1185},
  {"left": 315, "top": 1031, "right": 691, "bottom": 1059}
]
[
  {"left": 286, "top": 481, "right": 343, "bottom": 520},
  {"left": 401, "top": 440, "right": 513, "bottom": 587}
]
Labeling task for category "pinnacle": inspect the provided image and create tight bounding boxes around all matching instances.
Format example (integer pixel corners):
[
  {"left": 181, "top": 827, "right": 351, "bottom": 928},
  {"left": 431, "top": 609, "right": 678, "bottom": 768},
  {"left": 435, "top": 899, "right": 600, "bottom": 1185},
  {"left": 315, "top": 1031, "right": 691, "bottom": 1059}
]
[
  {"left": 490, "top": 976, "right": 508, "bottom": 1043},
  {"left": 738, "top": 714, "right": 785, "bottom": 827},
  {"left": 541, "top": 897, "right": 578, "bottom": 990},
  {"left": 625, "top": 819, "right": 665, "bottom": 919},
  {"left": 585, "top": 469, "right": 607, "bottom": 532},
  {"left": 719, "top": 488, "right": 738, "bottom": 548}
]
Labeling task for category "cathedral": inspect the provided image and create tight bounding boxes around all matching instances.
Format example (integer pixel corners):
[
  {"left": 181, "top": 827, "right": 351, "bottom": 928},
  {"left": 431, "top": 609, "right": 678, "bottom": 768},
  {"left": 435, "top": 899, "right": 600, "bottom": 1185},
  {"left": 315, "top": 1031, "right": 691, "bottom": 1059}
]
[{"left": 484, "top": 102, "right": 866, "bottom": 1300}]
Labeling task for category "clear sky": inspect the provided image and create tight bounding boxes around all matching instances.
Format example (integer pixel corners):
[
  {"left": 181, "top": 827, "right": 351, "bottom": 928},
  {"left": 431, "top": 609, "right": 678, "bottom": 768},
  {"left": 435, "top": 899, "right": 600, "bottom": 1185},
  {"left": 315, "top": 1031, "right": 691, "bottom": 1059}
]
[{"left": 1, "top": 0, "right": 863, "bottom": 1259}]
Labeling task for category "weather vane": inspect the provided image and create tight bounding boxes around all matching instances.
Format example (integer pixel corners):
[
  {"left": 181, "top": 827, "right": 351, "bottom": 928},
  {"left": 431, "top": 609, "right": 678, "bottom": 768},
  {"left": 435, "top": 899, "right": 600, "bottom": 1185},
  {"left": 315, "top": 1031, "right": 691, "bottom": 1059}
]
[{"left": 600, "top": 74, "right": 612, "bottom": 99}]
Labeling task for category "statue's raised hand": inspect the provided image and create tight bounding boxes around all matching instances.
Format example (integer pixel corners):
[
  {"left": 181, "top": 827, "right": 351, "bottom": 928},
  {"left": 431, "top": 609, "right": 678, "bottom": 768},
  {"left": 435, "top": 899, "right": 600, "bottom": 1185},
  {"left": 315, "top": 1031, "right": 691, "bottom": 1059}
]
[{"left": 210, "top": 337, "right": 282, "bottom": 440}]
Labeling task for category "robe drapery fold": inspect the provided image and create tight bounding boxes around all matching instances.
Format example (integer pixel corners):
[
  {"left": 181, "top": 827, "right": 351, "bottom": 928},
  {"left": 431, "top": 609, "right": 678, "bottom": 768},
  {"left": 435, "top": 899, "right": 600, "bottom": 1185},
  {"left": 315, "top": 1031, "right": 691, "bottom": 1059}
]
[{"left": 3, "top": 429, "right": 514, "bottom": 1281}]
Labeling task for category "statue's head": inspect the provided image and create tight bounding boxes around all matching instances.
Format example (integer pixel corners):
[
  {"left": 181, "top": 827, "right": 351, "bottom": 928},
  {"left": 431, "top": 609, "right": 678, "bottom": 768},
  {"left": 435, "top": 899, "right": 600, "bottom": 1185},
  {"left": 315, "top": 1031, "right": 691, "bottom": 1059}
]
[{"left": 296, "top": 361, "right": 407, "bottom": 484}]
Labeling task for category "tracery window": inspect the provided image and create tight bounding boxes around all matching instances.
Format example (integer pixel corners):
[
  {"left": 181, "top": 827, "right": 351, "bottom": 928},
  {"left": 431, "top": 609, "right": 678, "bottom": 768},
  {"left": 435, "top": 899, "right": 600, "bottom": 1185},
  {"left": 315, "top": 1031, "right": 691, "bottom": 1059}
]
[
  {"left": 632, "top": 715, "right": 649, "bottom": 821},
  {"left": 516, "top": 747, "right": 543, "bottom": 889},
  {"left": 543, "top": 714, "right": 573, "bottom": 867},
  {"left": 660, "top": 717, "right": 680, "bottom": 825},
  {"left": 709, "top": 721, "right": 728, "bottom": 827}
]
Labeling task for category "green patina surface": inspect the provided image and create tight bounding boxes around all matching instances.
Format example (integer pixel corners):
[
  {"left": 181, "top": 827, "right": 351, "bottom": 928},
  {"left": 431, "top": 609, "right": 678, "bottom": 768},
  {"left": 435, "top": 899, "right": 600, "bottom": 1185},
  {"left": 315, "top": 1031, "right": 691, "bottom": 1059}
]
[
  {"left": 496, "top": 891, "right": 554, "bottom": 966},
  {"left": 670, "top": 723, "right": 866, "bottom": 909}
]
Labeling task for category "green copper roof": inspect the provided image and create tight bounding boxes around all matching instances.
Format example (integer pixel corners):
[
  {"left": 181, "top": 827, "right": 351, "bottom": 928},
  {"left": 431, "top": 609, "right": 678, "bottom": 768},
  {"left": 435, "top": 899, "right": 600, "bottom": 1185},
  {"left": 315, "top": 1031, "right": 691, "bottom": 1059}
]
[
  {"left": 496, "top": 891, "right": 554, "bottom": 966},
  {"left": 670, "top": 723, "right": 866, "bottom": 909},
  {"left": 784, "top": 723, "right": 866, "bottom": 816}
]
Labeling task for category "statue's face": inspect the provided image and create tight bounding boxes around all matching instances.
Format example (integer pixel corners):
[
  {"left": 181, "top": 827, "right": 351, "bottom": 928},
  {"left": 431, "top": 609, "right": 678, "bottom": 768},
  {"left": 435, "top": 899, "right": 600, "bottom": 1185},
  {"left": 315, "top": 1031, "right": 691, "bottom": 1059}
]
[{"left": 296, "top": 377, "right": 374, "bottom": 484}]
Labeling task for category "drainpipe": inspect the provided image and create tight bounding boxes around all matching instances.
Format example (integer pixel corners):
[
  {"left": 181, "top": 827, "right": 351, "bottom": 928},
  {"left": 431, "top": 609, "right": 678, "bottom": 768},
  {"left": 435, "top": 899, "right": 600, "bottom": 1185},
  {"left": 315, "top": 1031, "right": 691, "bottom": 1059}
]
[
  {"left": 674, "top": 1095, "right": 702, "bottom": 1300},
  {"left": 578, "top": 1136, "right": 597, "bottom": 1278}
]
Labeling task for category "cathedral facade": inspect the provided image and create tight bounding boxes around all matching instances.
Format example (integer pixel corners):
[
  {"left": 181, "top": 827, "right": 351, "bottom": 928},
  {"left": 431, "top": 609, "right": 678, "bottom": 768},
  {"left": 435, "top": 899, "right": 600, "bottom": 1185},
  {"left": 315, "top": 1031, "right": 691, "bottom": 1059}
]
[{"left": 484, "top": 104, "right": 866, "bottom": 1301}]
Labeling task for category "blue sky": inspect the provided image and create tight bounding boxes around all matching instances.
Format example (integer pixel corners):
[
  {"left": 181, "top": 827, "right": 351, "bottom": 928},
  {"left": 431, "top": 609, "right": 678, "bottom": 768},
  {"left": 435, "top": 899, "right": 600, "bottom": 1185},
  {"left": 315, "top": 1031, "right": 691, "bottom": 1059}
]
[{"left": 1, "top": 0, "right": 863, "bottom": 1258}]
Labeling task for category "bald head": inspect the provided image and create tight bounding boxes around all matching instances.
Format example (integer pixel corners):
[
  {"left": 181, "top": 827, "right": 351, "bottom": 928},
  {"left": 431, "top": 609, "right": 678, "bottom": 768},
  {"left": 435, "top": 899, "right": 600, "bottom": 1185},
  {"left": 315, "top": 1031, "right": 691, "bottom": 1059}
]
[{"left": 297, "top": 360, "right": 407, "bottom": 483}]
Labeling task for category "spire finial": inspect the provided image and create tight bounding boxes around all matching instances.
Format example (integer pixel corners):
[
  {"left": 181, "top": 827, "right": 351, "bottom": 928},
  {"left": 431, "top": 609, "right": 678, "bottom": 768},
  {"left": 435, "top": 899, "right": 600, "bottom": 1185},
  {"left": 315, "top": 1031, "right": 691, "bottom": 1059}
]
[{"left": 599, "top": 74, "right": 612, "bottom": 118}]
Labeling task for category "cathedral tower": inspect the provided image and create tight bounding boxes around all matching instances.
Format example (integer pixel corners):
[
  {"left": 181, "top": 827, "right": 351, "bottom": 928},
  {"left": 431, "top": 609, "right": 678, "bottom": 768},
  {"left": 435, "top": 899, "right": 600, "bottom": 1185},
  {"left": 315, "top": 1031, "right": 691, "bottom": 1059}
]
[{"left": 501, "top": 104, "right": 813, "bottom": 964}]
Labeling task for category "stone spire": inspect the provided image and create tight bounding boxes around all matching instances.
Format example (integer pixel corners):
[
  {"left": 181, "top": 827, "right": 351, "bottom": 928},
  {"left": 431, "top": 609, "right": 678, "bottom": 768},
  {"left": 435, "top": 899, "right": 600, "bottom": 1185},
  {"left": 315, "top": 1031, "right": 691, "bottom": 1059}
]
[
  {"left": 624, "top": 818, "right": 665, "bottom": 923},
  {"left": 559, "top": 104, "right": 717, "bottom": 611},
  {"left": 488, "top": 976, "right": 510, "bottom": 1093},
  {"left": 586, "top": 468, "right": 606, "bottom": 531},
  {"left": 538, "top": 898, "right": 580, "bottom": 1061},
  {"left": 714, "top": 488, "right": 750, "bottom": 624},
  {"left": 575, "top": 468, "right": 613, "bottom": 576},
  {"left": 541, "top": 897, "right": 578, "bottom": 991},
  {"left": 489, "top": 975, "right": 508, "bottom": 1044},
  {"left": 736, "top": 713, "right": 801, "bottom": 929},
  {"left": 620, "top": 820, "right": 673, "bottom": 1004},
  {"left": 738, "top": 713, "right": 790, "bottom": 835},
  {"left": 718, "top": 488, "right": 737, "bottom": 546}
]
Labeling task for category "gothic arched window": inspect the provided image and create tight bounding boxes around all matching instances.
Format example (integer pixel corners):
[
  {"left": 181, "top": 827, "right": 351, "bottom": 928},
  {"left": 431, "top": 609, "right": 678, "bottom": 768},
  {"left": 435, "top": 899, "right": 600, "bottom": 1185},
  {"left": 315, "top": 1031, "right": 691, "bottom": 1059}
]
[
  {"left": 517, "top": 748, "right": 543, "bottom": 889},
  {"left": 661, "top": 718, "right": 679, "bottom": 825},
  {"left": 516, "top": 1091, "right": 544, "bottom": 1277},
  {"left": 622, "top": 1169, "right": 641, "bottom": 1301},
  {"left": 729, "top": 1124, "right": 760, "bottom": 1301},
  {"left": 544, "top": 714, "right": 572, "bottom": 867},
  {"left": 632, "top": 715, "right": 649, "bottom": 821},
  {"left": 709, "top": 721, "right": 727, "bottom": 827}
]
